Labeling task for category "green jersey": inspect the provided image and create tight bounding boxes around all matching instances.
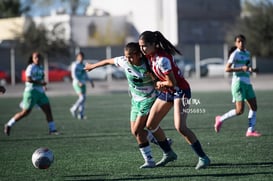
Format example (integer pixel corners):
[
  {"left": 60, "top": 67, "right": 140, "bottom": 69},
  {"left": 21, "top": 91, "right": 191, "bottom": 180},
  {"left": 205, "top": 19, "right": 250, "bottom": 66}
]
[
  {"left": 24, "top": 64, "right": 45, "bottom": 93},
  {"left": 228, "top": 48, "right": 251, "bottom": 84},
  {"left": 114, "top": 56, "right": 157, "bottom": 101},
  {"left": 71, "top": 61, "right": 89, "bottom": 85}
]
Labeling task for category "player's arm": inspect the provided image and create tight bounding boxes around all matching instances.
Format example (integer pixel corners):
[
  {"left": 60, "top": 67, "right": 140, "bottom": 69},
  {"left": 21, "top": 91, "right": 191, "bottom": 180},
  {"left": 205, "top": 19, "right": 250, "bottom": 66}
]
[
  {"left": 84, "top": 58, "right": 115, "bottom": 71},
  {"left": 225, "top": 63, "right": 252, "bottom": 73},
  {"left": 156, "top": 71, "right": 177, "bottom": 90},
  {"left": 26, "top": 76, "right": 47, "bottom": 86}
]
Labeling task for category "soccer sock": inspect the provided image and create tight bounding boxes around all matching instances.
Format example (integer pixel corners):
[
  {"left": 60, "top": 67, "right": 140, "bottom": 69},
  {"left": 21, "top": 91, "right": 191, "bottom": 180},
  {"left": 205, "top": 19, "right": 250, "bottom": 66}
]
[
  {"left": 48, "top": 121, "right": 56, "bottom": 131},
  {"left": 220, "top": 109, "right": 237, "bottom": 122},
  {"left": 158, "top": 139, "right": 172, "bottom": 154},
  {"left": 139, "top": 142, "right": 154, "bottom": 162},
  {"left": 247, "top": 110, "right": 256, "bottom": 132},
  {"left": 146, "top": 130, "right": 158, "bottom": 144},
  {"left": 191, "top": 140, "right": 206, "bottom": 158},
  {"left": 7, "top": 118, "right": 16, "bottom": 127}
]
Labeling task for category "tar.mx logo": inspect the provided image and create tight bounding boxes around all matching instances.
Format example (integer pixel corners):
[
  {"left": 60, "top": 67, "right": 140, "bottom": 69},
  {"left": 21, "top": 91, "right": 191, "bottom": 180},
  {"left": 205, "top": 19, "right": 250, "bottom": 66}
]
[
  {"left": 182, "top": 98, "right": 201, "bottom": 106},
  {"left": 181, "top": 97, "right": 206, "bottom": 114}
]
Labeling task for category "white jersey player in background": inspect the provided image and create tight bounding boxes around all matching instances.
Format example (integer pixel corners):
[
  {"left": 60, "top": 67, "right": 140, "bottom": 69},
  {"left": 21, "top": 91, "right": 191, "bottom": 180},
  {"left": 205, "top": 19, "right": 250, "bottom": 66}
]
[
  {"left": 70, "top": 52, "right": 94, "bottom": 120},
  {"left": 4, "top": 52, "right": 59, "bottom": 136},
  {"left": 215, "top": 34, "right": 261, "bottom": 137}
]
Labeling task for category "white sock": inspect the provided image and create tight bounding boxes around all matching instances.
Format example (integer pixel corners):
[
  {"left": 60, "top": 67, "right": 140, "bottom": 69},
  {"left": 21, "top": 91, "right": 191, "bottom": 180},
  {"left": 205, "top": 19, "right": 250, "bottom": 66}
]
[
  {"left": 147, "top": 130, "right": 158, "bottom": 144},
  {"left": 247, "top": 110, "right": 256, "bottom": 132},
  {"left": 139, "top": 145, "right": 154, "bottom": 162},
  {"left": 48, "top": 121, "right": 56, "bottom": 131},
  {"left": 221, "top": 109, "right": 237, "bottom": 122},
  {"left": 7, "top": 118, "right": 16, "bottom": 127}
]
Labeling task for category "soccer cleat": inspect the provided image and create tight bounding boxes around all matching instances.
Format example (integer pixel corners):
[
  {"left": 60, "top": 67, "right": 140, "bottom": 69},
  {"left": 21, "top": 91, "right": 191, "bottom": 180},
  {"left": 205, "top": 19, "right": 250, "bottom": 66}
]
[
  {"left": 195, "top": 156, "right": 210, "bottom": 170},
  {"left": 49, "top": 130, "right": 60, "bottom": 135},
  {"left": 70, "top": 108, "right": 77, "bottom": 118},
  {"left": 77, "top": 115, "right": 87, "bottom": 120},
  {"left": 156, "top": 150, "right": 177, "bottom": 167},
  {"left": 4, "top": 124, "right": 11, "bottom": 136},
  {"left": 214, "top": 116, "right": 223, "bottom": 133},
  {"left": 246, "top": 131, "right": 261, "bottom": 137},
  {"left": 139, "top": 161, "right": 156, "bottom": 169}
]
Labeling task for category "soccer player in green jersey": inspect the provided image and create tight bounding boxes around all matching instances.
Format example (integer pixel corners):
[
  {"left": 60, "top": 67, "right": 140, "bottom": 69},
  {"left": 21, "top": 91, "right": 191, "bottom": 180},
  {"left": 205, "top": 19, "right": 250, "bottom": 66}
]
[
  {"left": 214, "top": 34, "right": 261, "bottom": 137},
  {"left": 70, "top": 52, "right": 94, "bottom": 120},
  {"left": 4, "top": 52, "right": 59, "bottom": 136},
  {"left": 84, "top": 42, "right": 173, "bottom": 168}
]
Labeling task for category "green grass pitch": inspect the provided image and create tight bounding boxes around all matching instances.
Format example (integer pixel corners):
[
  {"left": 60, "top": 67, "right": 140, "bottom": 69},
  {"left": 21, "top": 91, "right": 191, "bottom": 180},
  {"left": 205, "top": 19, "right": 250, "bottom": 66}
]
[{"left": 0, "top": 90, "right": 272, "bottom": 181}]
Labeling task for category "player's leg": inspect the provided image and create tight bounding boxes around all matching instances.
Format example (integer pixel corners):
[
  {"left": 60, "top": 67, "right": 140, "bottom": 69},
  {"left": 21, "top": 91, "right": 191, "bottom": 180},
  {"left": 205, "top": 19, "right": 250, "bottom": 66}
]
[
  {"left": 70, "top": 83, "right": 81, "bottom": 118},
  {"left": 174, "top": 96, "right": 210, "bottom": 169},
  {"left": 146, "top": 96, "right": 177, "bottom": 167},
  {"left": 77, "top": 85, "right": 87, "bottom": 120},
  {"left": 245, "top": 85, "right": 261, "bottom": 136},
  {"left": 38, "top": 92, "right": 58, "bottom": 135},
  {"left": 215, "top": 82, "right": 244, "bottom": 132},
  {"left": 4, "top": 91, "right": 33, "bottom": 136},
  {"left": 130, "top": 100, "right": 155, "bottom": 168}
]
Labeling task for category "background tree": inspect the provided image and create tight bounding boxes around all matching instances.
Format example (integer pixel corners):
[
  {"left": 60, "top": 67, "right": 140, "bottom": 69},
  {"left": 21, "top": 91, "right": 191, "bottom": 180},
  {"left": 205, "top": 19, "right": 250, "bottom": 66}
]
[
  {"left": 0, "top": 0, "right": 30, "bottom": 18},
  {"left": 15, "top": 20, "right": 71, "bottom": 59},
  {"left": 227, "top": 0, "right": 273, "bottom": 58}
]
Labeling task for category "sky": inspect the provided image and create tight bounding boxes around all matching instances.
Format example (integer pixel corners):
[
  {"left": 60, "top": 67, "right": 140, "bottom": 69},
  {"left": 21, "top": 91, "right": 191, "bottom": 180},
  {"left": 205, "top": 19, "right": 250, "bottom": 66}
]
[
  {"left": 22, "top": 0, "right": 273, "bottom": 17},
  {"left": 21, "top": 0, "right": 90, "bottom": 16}
]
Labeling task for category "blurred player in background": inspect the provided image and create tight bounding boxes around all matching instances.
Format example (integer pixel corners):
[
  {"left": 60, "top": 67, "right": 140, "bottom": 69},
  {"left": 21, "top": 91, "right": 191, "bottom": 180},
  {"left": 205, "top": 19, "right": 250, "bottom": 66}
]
[
  {"left": 139, "top": 30, "right": 210, "bottom": 169},
  {"left": 215, "top": 34, "right": 261, "bottom": 137},
  {"left": 84, "top": 42, "right": 173, "bottom": 169},
  {"left": 70, "top": 51, "right": 94, "bottom": 120},
  {"left": 4, "top": 52, "right": 59, "bottom": 136}
]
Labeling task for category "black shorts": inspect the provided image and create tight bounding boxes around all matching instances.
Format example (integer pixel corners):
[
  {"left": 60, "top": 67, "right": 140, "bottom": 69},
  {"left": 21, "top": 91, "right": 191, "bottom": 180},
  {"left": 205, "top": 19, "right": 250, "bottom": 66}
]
[{"left": 157, "top": 89, "right": 191, "bottom": 102}]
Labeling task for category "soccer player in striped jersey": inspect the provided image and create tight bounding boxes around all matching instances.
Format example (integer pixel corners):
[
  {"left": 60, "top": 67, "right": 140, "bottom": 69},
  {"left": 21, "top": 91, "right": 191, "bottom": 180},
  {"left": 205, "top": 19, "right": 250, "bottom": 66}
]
[
  {"left": 215, "top": 34, "right": 261, "bottom": 137},
  {"left": 139, "top": 31, "right": 210, "bottom": 169},
  {"left": 84, "top": 42, "right": 173, "bottom": 169},
  {"left": 4, "top": 52, "right": 59, "bottom": 135},
  {"left": 70, "top": 52, "right": 94, "bottom": 120}
]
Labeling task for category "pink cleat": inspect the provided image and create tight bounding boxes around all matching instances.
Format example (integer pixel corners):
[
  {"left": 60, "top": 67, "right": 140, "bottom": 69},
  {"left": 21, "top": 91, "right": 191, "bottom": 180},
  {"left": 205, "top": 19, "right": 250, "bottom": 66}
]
[
  {"left": 214, "top": 116, "right": 222, "bottom": 133},
  {"left": 246, "top": 131, "right": 261, "bottom": 137}
]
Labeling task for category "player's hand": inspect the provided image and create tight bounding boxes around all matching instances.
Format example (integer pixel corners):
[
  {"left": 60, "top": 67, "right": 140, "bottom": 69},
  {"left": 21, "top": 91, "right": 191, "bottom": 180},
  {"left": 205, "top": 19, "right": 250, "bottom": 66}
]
[
  {"left": 241, "top": 65, "right": 249, "bottom": 72},
  {"left": 84, "top": 63, "right": 94, "bottom": 71},
  {"left": 249, "top": 67, "right": 259, "bottom": 73}
]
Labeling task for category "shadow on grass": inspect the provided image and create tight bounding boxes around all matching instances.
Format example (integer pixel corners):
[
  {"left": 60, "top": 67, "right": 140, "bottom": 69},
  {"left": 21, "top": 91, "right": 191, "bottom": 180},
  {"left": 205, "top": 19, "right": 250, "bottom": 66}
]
[
  {"left": 63, "top": 162, "right": 273, "bottom": 180},
  {"left": 63, "top": 171, "right": 273, "bottom": 181},
  {"left": 210, "top": 161, "right": 273, "bottom": 168}
]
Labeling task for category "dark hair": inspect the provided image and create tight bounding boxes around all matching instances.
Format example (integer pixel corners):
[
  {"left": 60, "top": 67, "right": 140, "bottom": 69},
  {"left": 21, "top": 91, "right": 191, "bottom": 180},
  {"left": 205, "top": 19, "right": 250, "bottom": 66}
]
[
  {"left": 77, "top": 51, "right": 85, "bottom": 58},
  {"left": 125, "top": 42, "right": 153, "bottom": 73},
  {"left": 125, "top": 42, "right": 141, "bottom": 55},
  {"left": 139, "top": 31, "right": 181, "bottom": 55},
  {"left": 228, "top": 46, "right": 237, "bottom": 58},
  {"left": 234, "top": 34, "right": 246, "bottom": 42},
  {"left": 28, "top": 52, "right": 42, "bottom": 65}
]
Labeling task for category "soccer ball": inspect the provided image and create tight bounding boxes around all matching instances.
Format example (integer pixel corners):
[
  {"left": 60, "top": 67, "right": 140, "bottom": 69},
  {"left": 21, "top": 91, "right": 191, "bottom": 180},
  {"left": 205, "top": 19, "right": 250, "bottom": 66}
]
[{"left": 32, "top": 147, "right": 54, "bottom": 169}]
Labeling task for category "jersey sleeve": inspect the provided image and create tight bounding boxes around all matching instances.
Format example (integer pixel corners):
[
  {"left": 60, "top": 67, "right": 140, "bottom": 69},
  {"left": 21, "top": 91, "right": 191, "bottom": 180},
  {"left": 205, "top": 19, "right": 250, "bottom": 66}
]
[
  {"left": 113, "top": 56, "right": 126, "bottom": 69},
  {"left": 159, "top": 57, "right": 172, "bottom": 74},
  {"left": 25, "top": 65, "right": 32, "bottom": 77},
  {"left": 227, "top": 51, "right": 236, "bottom": 64}
]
